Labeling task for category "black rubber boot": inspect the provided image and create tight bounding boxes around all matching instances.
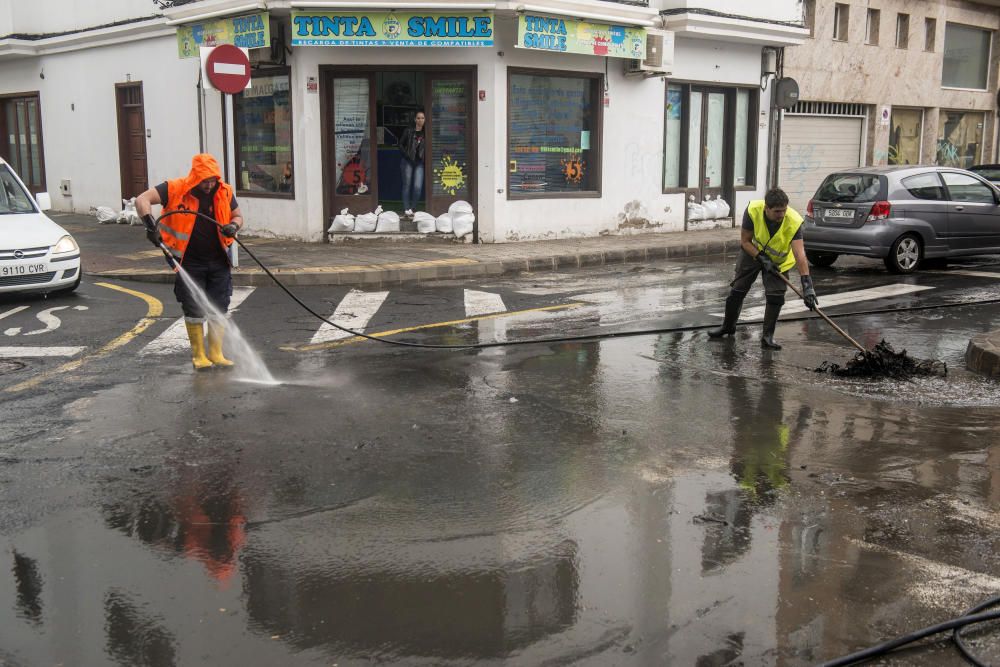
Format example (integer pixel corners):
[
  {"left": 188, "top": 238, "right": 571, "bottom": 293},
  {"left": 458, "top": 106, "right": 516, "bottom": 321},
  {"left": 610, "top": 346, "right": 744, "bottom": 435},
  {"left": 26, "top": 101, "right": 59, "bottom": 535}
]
[
  {"left": 708, "top": 293, "right": 744, "bottom": 339},
  {"left": 761, "top": 300, "right": 783, "bottom": 350}
]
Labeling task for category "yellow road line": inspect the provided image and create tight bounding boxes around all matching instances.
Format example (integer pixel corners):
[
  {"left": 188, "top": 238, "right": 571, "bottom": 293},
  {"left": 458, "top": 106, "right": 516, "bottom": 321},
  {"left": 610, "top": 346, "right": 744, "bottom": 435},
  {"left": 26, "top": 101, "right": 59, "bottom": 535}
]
[
  {"left": 5, "top": 282, "right": 163, "bottom": 394},
  {"left": 284, "top": 302, "right": 583, "bottom": 352}
]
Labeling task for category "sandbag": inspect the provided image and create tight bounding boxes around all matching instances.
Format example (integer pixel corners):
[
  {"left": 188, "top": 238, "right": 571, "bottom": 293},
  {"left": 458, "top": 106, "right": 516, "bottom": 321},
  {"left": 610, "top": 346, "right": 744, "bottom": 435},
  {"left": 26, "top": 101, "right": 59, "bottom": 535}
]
[
  {"left": 452, "top": 212, "right": 475, "bottom": 238},
  {"left": 448, "top": 200, "right": 473, "bottom": 216},
  {"left": 376, "top": 210, "right": 400, "bottom": 232},
  {"left": 93, "top": 205, "right": 117, "bottom": 224},
  {"left": 118, "top": 198, "right": 140, "bottom": 225},
  {"left": 354, "top": 211, "right": 378, "bottom": 232},
  {"left": 716, "top": 197, "right": 731, "bottom": 218},
  {"left": 702, "top": 198, "right": 720, "bottom": 219},
  {"left": 330, "top": 207, "right": 355, "bottom": 232},
  {"left": 413, "top": 211, "right": 436, "bottom": 233},
  {"left": 436, "top": 213, "right": 453, "bottom": 234},
  {"left": 687, "top": 197, "right": 705, "bottom": 222}
]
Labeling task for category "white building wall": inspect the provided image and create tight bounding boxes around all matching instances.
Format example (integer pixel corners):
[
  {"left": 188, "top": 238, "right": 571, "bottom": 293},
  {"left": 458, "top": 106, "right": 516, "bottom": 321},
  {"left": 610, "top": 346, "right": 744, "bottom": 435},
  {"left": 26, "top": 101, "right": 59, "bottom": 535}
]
[
  {"left": 659, "top": 0, "right": 804, "bottom": 23},
  {"left": 6, "top": 0, "right": 154, "bottom": 35}
]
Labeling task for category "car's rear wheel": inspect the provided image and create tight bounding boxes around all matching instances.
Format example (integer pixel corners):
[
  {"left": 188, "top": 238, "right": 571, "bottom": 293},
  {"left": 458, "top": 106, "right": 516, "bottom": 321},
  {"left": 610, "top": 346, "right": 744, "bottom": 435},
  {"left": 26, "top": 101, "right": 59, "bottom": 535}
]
[
  {"left": 885, "top": 234, "right": 922, "bottom": 274},
  {"left": 806, "top": 251, "right": 839, "bottom": 268}
]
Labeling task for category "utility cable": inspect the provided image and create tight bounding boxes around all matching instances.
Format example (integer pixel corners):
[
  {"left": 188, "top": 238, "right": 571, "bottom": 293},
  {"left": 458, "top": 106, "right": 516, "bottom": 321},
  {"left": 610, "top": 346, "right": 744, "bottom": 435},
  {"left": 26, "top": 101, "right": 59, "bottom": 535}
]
[
  {"left": 153, "top": 210, "right": 1000, "bottom": 351},
  {"left": 820, "top": 594, "right": 1000, "bottom": 666}
]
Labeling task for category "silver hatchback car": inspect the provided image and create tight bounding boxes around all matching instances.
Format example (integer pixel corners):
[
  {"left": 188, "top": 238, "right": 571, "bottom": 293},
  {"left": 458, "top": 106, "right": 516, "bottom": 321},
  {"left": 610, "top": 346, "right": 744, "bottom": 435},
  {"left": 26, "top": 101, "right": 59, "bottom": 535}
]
[{"left": 801, "top": 166, "right": 1000, "bottom": 273}]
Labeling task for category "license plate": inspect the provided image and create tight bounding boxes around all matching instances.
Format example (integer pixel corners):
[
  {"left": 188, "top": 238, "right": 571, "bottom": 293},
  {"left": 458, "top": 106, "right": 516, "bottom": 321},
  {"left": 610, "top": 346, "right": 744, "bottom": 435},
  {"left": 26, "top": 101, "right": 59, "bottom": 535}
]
[
  {"left": 1, "top": 263, "right": 46, "bottom": 276},
  {"left": 824, "top": 208, "right": 854, "bottom": 219}
]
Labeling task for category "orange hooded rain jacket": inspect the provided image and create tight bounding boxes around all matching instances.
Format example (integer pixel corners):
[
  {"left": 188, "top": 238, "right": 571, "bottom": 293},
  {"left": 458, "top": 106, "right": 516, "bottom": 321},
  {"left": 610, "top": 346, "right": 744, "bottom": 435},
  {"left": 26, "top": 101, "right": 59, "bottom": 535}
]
[{"left": 159, "top": 154, "right": 235, "bottom": 264}]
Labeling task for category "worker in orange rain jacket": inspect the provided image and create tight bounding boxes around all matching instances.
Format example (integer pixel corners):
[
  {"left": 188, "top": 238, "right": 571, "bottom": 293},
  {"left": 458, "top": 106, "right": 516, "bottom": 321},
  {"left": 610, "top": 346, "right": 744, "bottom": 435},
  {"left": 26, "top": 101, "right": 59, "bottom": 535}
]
[{"left": 136, "top": 154, "right": 244, "bottom": 370}]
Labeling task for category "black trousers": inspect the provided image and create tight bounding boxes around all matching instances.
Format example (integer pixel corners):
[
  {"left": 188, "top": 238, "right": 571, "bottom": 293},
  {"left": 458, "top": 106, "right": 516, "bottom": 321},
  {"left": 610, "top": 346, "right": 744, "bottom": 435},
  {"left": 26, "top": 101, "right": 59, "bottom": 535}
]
[
  {"left": 730, "top": 250, "right": 788, "bottom": 303},
  {"left": 174, "top": 260, "right": 232, "bottom": 321}
]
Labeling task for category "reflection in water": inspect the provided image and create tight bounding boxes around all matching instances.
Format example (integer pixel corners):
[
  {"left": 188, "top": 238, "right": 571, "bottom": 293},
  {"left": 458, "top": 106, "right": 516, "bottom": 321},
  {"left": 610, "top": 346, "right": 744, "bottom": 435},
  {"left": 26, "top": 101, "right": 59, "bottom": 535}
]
[
  {"left": 104, "top": 589, "right": 177, "bottom": 667},
  {"left": 243, "top": 540, "right": 579, "bottom": 659},
  {"left": 103, "top": 473, "right": 246, "bottom": 587},
  {"left": 12, "top": 550, "right": 43, "bottom": 624}
]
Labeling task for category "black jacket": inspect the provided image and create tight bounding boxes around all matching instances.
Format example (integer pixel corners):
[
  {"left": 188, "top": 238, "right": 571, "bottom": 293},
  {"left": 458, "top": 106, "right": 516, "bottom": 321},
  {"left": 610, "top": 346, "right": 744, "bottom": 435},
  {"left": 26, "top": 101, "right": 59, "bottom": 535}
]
[{"left": 399, "top": 127, "right": 425, "bottom": 164}]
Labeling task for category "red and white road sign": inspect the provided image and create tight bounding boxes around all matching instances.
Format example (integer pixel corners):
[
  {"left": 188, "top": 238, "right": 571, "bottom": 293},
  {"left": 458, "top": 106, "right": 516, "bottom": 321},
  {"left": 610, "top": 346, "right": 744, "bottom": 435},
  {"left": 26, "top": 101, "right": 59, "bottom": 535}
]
[{"left": 204, "top": 44, "right": 251, "bottom": 94}]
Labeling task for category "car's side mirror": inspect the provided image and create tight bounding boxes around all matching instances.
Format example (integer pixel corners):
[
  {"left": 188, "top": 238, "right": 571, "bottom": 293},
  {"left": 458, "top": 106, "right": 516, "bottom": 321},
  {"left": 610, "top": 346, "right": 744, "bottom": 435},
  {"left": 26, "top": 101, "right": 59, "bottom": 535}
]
[{"left": 34, "top": 192, "right": 51, "bottom": 211}]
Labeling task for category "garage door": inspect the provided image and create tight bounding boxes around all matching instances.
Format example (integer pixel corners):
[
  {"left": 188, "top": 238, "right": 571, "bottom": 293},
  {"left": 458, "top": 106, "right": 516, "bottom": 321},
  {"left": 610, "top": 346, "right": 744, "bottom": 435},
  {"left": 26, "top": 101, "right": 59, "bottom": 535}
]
[{"left": 779, "top": 115, "right": 863, "bottom": 213}]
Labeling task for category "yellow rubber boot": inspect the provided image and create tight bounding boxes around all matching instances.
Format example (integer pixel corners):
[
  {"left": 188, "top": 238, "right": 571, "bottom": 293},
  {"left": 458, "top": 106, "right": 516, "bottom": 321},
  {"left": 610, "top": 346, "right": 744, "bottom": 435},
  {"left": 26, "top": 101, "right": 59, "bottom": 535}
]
[
  {"left": 185, "top": 322, "right": 213, "bottom": 371},
  {"left": 206, "top": 320, "right": 234, "bottom": 368}
]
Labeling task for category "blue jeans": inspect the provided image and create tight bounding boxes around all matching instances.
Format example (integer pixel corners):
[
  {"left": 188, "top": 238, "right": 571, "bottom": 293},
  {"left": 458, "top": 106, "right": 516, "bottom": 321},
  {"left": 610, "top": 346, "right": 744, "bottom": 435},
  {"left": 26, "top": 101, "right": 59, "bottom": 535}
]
[{"left": 400, "top": 158, "right": 424, "bottom": 211}]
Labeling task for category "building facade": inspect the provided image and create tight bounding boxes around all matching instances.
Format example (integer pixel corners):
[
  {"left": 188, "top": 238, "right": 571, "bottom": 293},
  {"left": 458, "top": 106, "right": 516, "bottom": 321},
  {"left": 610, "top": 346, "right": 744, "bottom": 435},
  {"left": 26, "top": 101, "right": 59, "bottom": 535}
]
[
  {"left": 0, "top": 0, "right": 808, "bottom": 242},
  {"left": 780, "top": 0, "right": 1000, "bottom": 211}
]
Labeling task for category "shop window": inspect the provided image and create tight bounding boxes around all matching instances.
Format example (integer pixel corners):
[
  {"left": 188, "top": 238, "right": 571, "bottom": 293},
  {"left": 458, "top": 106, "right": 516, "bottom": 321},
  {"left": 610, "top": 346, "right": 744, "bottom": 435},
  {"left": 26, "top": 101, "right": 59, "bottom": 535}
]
[
  {"left": 943, "top": 23, "right": 992, "bottom": 89},
  {"left": 865, "top": 9, "right": 880, "bottom": 46},
  {"left": 895, "top": 14, "right": 909, "bottom": 49},
  {"left": 937, "top": 110, "right": 983, "bottom": 168},
  {"left": 663, "top": 85, "right": 756, "bottom": 192},
  {"left": 888, "top": 108, "right": 922, "bottom": 165},
  {"left": 233, "top": 70, "right": 293, "bottom": 196},
  {"left": 507, "top": 70, "right": 601, "bottom": 198},
  {"left": 0, "top": 94, "right": 45, "bottom": 194},
  {"left": 332, "top": 78, "right": 371, "bottom": 196},
  {"left": 925, "top": 18, "right": 936, "bottom": 52},
  {"left": 833, "top": 4, "right": 849, "bottom": 42}
]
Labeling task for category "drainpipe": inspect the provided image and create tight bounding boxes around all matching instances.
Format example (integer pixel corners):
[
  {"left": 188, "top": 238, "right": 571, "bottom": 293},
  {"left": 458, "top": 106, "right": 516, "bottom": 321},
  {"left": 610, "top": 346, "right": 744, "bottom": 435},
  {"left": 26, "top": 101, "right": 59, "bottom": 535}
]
[{"left": 766, "top": 47, "right": 784, "bottom": 189}]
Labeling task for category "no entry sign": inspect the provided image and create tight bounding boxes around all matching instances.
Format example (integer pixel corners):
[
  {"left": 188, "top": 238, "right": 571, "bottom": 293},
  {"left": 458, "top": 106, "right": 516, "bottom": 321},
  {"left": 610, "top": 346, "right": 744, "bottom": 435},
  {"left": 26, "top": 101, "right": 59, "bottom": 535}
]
[{"left": 204, "top": 44, "right": 251, "bottom": 94}]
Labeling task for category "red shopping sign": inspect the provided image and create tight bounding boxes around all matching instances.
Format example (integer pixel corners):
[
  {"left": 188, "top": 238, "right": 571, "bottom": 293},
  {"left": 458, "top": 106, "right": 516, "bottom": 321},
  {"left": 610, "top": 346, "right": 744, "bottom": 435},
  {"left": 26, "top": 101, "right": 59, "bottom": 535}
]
[{"left": 205, "top": 44, "right": 250, "bottom": 94}]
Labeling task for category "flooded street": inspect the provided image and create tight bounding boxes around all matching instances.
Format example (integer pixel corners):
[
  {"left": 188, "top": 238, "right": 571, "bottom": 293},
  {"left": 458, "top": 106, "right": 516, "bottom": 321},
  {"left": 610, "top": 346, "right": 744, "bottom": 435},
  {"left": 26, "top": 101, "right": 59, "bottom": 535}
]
[{"left": 2, "top": 258, "right": 1000, "bottom": 665}]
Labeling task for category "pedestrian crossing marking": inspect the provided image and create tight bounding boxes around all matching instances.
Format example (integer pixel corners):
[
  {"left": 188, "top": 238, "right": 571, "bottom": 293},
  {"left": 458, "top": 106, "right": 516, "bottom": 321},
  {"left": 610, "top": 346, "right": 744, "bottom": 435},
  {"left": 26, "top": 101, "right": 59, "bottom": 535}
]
[
  {"left": 722, "top": 284, "right": 935, "bottom": 320},
  {"left": 141, "top": 286, "right": 255, "bottom": 355},
  {"left": 284, "top": 302, "right": 584, "bottom": 352},
  {"left": 464, "top": 289, "right": 506, "bottom": 317},
  {"left": 0, "top": 346, "right": 85, "bottom": 357},
  {"left": 310, "top": 289, "right": 390, "bottom": 345},
  {"left": 937, "top": 270, "right": 1000, "bottom": 279}
]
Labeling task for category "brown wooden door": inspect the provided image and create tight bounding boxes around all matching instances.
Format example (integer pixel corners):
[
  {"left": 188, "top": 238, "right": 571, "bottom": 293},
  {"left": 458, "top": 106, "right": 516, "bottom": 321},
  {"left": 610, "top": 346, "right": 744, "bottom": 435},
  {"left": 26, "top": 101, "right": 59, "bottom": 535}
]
[
  {"left": 424, "top": 72, "right": 475, "bottom": 216},
  {"left": 328, "top": 73, "right": 378, "bottom": 216},
  {"left": 116, "top": 83, "right": 149, "bottom": 201}
]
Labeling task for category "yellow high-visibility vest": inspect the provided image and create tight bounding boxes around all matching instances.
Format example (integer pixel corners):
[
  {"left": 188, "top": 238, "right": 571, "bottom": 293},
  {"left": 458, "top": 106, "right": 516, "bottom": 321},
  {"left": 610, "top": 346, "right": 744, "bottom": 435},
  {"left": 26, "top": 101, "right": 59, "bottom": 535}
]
[{"left": 748, "top": 200, "right": 803, "bottom": 273}]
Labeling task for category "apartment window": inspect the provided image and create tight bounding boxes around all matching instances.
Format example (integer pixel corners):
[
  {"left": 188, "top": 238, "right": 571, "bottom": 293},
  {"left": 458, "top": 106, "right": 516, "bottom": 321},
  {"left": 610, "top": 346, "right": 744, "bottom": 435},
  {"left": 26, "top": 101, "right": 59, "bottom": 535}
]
[
  {"left": 925, "top": 18, "right": 936, "bottom": 52},
  {"left": 865, "top": 9, "right": 880, "bottom": 46},
  {"left": 943, "top": 23, "right": 992, "bottom": 89},
  {"left": 508, "top": 70, "right": 602, "bottom": 197},
  {"left": 802, "top": 0, "right": 816, "bottom": 38},
  {"left": 833, "top": 3, "right": 849, "bottom": 41},
  {"left": 896, "top": 14, "right": 909, "bottom": 49},
  {"left": 233, "top": 70, "right": 293, "bottom": 196}
]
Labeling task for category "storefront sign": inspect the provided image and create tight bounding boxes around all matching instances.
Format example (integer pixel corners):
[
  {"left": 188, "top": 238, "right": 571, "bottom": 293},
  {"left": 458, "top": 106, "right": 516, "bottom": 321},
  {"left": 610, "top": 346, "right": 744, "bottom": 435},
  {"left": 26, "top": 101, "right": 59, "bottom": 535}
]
[
  {"left": 177, "top": 12, "right": 270, "bottom": 59},
  {"left": 291, "top": 11, "right": 493, "bottom": 46},
  {"left": 516, "top": 15, "right": 645, "bottom": 59}
]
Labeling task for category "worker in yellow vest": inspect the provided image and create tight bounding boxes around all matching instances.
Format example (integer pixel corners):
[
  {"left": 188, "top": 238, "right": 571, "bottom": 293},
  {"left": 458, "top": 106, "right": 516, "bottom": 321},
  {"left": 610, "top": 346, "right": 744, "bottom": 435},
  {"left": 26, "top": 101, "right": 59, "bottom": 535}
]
[{"left": 708, "top": 188, "right": 818, "bottom": 350}]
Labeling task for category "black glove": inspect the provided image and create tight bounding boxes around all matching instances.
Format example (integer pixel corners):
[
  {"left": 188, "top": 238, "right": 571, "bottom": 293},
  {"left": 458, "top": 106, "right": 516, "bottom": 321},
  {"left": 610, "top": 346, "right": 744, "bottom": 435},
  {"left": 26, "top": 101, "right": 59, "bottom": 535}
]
[
  {"left": 220, "top": 223, "right": 239, "bottom": 238},
  {"left": 801, "top": 275, "right": 818, "bottom": 310},
  {"left": 142, "top": 214, "right": 162, "bottom": 247},
  {"left": 755, "top": 252, "right": 778, "bottom": 275}
]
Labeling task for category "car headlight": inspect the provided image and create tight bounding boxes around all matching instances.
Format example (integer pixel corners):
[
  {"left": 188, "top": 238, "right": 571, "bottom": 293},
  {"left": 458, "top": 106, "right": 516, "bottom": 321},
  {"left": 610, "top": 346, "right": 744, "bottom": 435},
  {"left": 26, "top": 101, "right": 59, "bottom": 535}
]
[{"left": 52, "top": 235, "right": 79, "bottom": 254}]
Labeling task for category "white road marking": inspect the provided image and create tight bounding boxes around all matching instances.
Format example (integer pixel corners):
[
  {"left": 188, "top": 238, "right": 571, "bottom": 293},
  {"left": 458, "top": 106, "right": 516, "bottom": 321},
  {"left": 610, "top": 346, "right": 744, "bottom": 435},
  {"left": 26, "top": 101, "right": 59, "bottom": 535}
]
[
  {"left": 464, "top": 289, "right": 507, "bottom": 317},
  {"left": 939, "top": 270, "right": 1000, "bottom": 279},
  {"left": 725, "top": 284, "right": 935, "bottom": 320},
  {"left": 0, "top": 306, "right": 29, "bottom": 321},
  {"left": 142, "top": 286, "right": 255, "bottom": 355},
  {"left": 309, "top": 289, "right": 389, "bottom": 345},
  {"left": 0, "top": 346, "right": 85, "bottom": 357}
]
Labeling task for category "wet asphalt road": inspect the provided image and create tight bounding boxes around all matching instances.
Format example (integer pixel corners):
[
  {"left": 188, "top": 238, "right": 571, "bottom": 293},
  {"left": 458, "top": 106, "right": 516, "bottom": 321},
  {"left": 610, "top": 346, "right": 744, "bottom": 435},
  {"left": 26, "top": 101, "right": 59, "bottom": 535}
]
[{"left": 2, "top": 254, "right": 1000, "bottom": 665}]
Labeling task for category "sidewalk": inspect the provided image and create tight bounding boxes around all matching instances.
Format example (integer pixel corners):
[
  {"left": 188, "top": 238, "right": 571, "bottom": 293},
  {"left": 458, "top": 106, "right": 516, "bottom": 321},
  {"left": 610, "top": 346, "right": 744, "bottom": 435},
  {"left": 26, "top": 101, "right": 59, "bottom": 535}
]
[{"left": 55, "top": 212, "right": 741, "bottom": 287}]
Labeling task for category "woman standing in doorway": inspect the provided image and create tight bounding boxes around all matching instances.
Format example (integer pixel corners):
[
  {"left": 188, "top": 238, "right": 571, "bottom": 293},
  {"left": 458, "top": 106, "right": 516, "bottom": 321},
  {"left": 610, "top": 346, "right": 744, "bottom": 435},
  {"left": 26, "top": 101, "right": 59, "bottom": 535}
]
[{"left": 398, "top": 110, "right": 426, "bottom": 215}]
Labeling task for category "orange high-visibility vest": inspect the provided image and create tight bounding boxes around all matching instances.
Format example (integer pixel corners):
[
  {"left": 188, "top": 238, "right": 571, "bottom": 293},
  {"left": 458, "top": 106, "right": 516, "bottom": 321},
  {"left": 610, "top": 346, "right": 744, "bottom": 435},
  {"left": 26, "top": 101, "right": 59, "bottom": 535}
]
[{"left": 158, "top": 154, "right": 235, "bottom": 263}]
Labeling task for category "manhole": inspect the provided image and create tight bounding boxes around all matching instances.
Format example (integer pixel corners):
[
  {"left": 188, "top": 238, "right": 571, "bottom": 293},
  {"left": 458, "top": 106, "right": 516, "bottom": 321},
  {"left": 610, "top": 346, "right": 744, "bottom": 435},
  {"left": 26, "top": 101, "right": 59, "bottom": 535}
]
[{"left": 0, "top": 360, "right": 27, "bottom": 375}]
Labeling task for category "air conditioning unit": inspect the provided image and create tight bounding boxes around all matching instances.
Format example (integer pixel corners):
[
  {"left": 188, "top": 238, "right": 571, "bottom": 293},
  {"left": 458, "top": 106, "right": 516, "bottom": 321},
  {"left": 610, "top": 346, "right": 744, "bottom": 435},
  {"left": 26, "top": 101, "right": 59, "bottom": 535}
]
[
  {"left": 626, "top": 28, "right": 674, "bottom": 78},
  {"left": 248, "top": 46, "right": 274, "bottom": 66}
]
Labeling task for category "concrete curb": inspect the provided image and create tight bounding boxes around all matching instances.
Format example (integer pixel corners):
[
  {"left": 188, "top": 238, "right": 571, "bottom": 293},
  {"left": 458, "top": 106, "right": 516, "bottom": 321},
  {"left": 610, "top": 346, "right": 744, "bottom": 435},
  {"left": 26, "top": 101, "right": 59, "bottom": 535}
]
[
  {"left": 88, "top": 238, "right": 744, "bottom": 287},
  {"left": 965, "top": 332, "right": 1000, "bottom": 377}
]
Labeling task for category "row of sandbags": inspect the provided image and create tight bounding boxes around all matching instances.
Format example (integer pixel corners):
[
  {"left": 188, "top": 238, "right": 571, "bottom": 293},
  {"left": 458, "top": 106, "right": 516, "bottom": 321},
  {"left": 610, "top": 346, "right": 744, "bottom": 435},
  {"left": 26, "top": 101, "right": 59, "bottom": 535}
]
[
  {"left": 687, "top": 195, "right": 731, "bottom": 221},
  {"left": 329, "top": 200, "right": 475, "bottom": 238}
]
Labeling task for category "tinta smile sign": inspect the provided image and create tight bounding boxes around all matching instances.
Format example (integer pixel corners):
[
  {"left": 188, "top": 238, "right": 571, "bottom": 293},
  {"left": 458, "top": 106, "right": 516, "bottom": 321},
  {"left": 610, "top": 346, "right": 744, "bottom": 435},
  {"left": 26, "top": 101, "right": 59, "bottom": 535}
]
[{"left": 291, "top": 11, "right": 494, "bottom": 46}]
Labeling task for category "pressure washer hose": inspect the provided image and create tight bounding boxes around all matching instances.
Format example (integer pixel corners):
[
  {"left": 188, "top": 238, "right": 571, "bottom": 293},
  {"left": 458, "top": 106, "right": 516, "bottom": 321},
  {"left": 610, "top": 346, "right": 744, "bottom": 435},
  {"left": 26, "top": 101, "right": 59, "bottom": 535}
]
[{"left": 155, "top": 210, "right": 1000, "bottom": 351}]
